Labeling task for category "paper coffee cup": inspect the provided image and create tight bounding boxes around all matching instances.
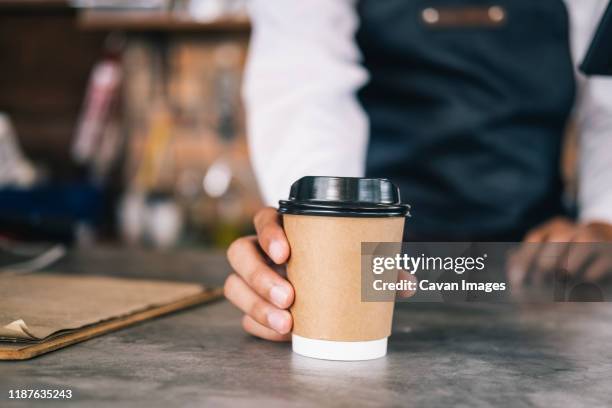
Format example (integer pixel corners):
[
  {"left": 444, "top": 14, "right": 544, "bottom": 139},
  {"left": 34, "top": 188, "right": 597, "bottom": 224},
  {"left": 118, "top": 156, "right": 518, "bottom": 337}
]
[{"left": 279, "top": 176, "right": 410, "bottom": 361}]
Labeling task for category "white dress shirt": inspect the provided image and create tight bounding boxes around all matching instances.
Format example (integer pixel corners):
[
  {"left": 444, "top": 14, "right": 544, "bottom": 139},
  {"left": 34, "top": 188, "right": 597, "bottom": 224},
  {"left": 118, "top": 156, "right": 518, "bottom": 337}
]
[{"left": 244, "top": 0, "right": 612, "bottom": 225}]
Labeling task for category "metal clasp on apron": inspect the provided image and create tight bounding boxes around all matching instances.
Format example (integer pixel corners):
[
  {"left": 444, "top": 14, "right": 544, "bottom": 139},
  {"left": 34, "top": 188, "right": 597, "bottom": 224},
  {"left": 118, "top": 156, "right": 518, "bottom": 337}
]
[{"left": 421, "top": 5, "right": 506, "bottom": 28}]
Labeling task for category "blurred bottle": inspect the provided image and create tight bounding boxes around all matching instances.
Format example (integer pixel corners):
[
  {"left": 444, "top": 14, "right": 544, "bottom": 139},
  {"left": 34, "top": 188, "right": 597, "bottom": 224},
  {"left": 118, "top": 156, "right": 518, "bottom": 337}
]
[
  {"left": 199, "top": 43, "right": 253, "bottom": 247},
  {"left": 0, "top": 113, "right": 38, "bottom": 188},
  {"left": 72, "top": 34, "right": 124, "bottom": 171},
  {"left": 146, "top": 193, "right": 184, "bottom": 249},
  {"left": 119, "top": 38, "right": 185, "bottom": 249}
]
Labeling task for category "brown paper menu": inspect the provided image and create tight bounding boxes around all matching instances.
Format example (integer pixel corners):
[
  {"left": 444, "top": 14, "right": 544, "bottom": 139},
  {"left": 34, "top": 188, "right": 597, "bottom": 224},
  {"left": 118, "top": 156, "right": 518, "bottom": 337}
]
[{"left": 0, "top": 273, "right": 207, "bottom": 342}]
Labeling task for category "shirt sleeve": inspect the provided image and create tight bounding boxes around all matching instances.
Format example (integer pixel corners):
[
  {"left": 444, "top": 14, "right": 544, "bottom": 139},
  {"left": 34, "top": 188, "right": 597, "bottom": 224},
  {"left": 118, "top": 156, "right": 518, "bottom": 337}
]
[
  {"left": 243, "top": 0, "right": 369, "bottom": 206},
  {"left": 566, "top": 0, "right": 612, "bottom": 224}
]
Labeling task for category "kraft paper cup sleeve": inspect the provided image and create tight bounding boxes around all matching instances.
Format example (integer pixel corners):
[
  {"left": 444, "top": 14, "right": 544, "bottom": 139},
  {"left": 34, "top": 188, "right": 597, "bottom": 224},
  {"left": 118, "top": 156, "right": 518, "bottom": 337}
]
[{"left": 284, "top": 215, "right": 405, "bottom": 358}]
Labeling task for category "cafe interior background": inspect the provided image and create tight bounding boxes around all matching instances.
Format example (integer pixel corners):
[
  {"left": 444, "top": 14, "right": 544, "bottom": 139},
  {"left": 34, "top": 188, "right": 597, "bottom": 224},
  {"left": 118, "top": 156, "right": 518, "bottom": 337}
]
[
  {"left": 0, "top": 0, "right": 264, "bottom": 258},
  {"left": 0, "top": 0, "right": 578, "bottom": 255}
]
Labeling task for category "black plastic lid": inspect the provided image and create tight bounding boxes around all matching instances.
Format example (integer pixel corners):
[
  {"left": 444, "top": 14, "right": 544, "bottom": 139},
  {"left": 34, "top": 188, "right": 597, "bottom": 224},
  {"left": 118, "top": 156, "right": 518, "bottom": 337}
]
[{"left": 278, "top": 176, "right": 411, "bottom": 218}]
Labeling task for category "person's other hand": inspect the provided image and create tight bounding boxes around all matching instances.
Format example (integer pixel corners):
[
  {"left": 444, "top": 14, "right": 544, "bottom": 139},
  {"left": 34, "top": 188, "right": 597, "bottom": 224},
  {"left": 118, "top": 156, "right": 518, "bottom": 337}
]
[
  {"left": 224, "top": 207, "right": 294, "bottom": 341},
  {"left": 508, "top": 217, "right": 612, "bottom": 289}
]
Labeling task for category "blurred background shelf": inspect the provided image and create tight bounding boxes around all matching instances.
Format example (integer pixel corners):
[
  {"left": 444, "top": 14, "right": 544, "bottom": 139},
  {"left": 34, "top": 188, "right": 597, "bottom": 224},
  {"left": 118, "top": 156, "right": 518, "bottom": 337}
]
[
  {"left": 77, "top": 10, "right": 250, "bottom": 32},
  {"left": 0, "top": 0, "right": 259, "bottom": 248},
  {"left": 0, "top": 0, "right": 68, "bottom": 8}
]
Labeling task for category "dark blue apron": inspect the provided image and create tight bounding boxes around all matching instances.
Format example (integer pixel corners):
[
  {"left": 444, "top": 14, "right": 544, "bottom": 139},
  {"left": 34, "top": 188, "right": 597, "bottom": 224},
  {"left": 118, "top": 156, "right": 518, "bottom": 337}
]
[{"left": 357, "top": 0, "right": 576, "bottom": 241}]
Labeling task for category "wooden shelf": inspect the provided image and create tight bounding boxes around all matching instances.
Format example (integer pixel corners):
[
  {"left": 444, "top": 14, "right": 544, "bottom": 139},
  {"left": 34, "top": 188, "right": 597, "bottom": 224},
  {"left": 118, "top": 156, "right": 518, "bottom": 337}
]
[
  {"left": 77, "top": 10, "right": 251, "bottom": 32},
  {"left": 0, "top": 0, "right": 68, "bottom": 8}
]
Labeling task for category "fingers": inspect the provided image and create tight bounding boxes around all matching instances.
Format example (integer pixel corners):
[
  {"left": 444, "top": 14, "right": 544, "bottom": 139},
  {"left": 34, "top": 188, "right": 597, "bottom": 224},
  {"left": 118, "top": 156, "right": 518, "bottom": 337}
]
[
  {"left": 562, "top": 226, "right": 612, "bottom": 282},
  {"left": 512, "top": 218, "right": 612, "bottom": 290},
  {"left": 509, "top": 218, "right": 576, "bottom": 289},
  {"left": 583, "top": 255, "right": 612, "bottom": 282},
  {"left": 254, "top": 207, "right": 290, "bottom": 264},
  {"left": 532, "top": 219, "right": 576, "bottom": 283},
  {"left": 227, "top": 235, "right": 294, "bottom": 308},
  {"left": 572, "top": 224, "right": 601, "bottom": 243},
  {"left": 523, "top": 217, "right": 575, "bottom": 243},
  {"left": 397, "top": 270, "right": 417, "bottom": 299},
  {"left": 242, "top": 315, "right": 291, "bottom": 342},
  {"left": 563, "top": 242, "right": 595, "bottom": 279},
  {"left": 585, "top": 222, "right": 612, "bottom": 242},
  {"left": 507, "top": 244, "right": 542, "bottom": 289},
  {"left": 224, "top": 273, "right": 293, "bottom": 335},
  {"left": 545, "top": 224, "right": 600, "bottom": 282},
  {"left": 226, "top": 208, "right": 295, "bottom": 341},
  {"left": 531, "top": 243, "right": 569, "bottom": 286}
]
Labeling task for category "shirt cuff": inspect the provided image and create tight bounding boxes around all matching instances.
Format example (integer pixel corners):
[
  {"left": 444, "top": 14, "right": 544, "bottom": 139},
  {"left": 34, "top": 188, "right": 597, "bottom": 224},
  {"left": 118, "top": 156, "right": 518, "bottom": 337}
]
[{"left": 579, "top": 194, "right": 612, "bottom": 225}]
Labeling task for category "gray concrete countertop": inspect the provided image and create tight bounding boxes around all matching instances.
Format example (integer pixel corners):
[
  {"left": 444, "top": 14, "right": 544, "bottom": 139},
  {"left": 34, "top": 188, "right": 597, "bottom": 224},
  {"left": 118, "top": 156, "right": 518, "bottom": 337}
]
[{"left": 1, "top": 247, "right": 611, "bottom": 407}]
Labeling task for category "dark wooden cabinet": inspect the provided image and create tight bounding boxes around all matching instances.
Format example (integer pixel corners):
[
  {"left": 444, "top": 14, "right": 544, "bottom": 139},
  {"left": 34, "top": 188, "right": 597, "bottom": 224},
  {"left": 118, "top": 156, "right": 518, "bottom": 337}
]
[{"left": 0, "top": 5, "right": 107, "bottom": 177}]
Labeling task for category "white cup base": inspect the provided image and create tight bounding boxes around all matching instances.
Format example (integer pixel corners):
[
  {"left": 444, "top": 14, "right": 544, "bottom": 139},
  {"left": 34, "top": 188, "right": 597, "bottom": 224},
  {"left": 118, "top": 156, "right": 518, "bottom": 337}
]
[{"left": 291, "top": 334, "right": 388, "bottom": 361}]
